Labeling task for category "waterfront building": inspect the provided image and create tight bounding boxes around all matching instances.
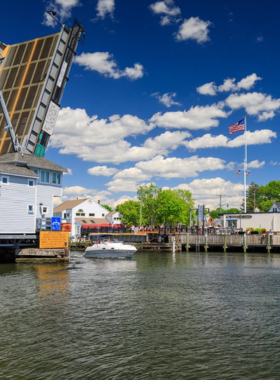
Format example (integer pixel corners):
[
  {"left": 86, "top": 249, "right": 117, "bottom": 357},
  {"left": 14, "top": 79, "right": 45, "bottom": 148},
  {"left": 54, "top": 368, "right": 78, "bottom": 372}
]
[
  {"left": 0, "top": 152, "right": 67, "bottom": 233},
  {"left": 54, "top": 198, "right": 117, "bottom": 239},
  {"left": 105, "top": 211, "right": 123, "bottom": 227},
  {"left": 269, "top": 202, "right": 280, "bottom": 213},
  {"left": 222, "top": 212, "right": 280, "bottom": 231}
]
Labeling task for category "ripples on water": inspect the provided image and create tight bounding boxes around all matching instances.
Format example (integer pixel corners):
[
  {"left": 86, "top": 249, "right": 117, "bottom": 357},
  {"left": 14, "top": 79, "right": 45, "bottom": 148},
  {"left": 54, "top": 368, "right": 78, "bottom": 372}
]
[{"left": 1, "top": 252, "right": 280, "bottom": 379}]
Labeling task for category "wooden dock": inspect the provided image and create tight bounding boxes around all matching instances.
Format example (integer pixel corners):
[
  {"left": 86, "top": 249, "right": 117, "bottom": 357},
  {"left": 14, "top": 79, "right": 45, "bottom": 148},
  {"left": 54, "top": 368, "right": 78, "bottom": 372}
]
[{"left": 170, "top": 233, "right": 280, "bottom": 253}]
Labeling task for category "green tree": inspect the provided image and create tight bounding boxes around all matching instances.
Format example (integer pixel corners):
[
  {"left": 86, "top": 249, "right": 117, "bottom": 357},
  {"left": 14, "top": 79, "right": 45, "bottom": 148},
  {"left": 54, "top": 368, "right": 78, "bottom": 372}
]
[
  {"left": 137, "top": 183, "right": 160, "bottom": 226},
  {"left": 245, "top": 182, "right": 261, "bottom": 212},
  {"left": 101, "top": 204, "right": 113, "bottom": 212},
  {"left": 116, "top": 201, "right": 141, "bottom": 226},
  {"left": 157, "top": 190, "right": 184, "bottom": 227},
  {"left": 156, "top": 189, "right": 194, "bottom": 227}
]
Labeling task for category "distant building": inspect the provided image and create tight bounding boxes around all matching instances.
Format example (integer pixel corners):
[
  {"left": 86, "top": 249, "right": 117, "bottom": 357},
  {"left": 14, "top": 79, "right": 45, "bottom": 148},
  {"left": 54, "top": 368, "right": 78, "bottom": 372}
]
[
  {"left": 269, "top": 202, "right": 280, "bottom": 213},
  {"left": 105, "top": 211, "right": 122, "bottom": 226},
  {"left": 221, "top": 212, "right": 280, "bottom": 231},
  {"left": 53, "top": 198, "right": 114, "bottom": 238},
  {"left": 0, "top": 152, "right": 67, "bottom": 233}
]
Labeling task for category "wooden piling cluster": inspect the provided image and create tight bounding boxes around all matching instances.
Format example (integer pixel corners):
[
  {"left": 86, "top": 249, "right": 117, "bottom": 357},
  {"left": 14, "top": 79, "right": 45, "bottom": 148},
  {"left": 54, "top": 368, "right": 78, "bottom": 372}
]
[{"left": 181, "top": 233, "right": 279, "bottom": 253}]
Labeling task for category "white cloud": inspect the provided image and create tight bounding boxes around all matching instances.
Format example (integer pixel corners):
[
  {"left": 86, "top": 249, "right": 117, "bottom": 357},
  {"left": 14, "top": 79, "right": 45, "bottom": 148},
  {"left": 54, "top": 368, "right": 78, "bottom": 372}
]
[
  {"left": 183, "top": 130, "right": 276, "bottom": 150},
  {"left": 96, "top": 0, "right": 115, "bottom": 18},
  {"left": 197, "top": 74, "right": 262, "bottom": 96},
  {"left": 88, "top": 166, "right": 118, "bottom": 176},
  {"left": 176, "top": 17, "right": 212, "bottom": 43},
  {"left": 105, "top": 179, "right": 139, "bottom": 192},
  {"left": 150, "top": 104, "right": 228, "bottom": 130},
  {"left": 143, "top": 130, "right": 191, "bottom": 150},
  {"left": 149, "top": 0, "right": 181, "bottom": 25},
  {"left": 218, "top": 78, "right": 237, "bottom": 92},
  {"left": 237, "top": 74, "right": 262, "bottom": 90},
  {"left": 197, "top": 82, "right": 217, "bottom": 96},
  {"left": 135, "top": 155, "right": 226, "bottom": 178},
  {"left": 151, "top": 92, "right": 181, "bottom": 107},
  {"left": 150, "top": 0, "right": 181, "bottom": 16},
  {"left": 65, "top": 168, "right": 73, "bottom": 175},
  {"left": 43, "top": 0, "right": 80, "bottom": 26},
  {"left": 63, "top": 186, "right": 94, "bottom": 195},
  {"left": 113, "top": 195, "right": 138, "bottom": 208},
  {"left": 226, "top": 92, "right": 280, "bottom": 120},
  {"left": 175, "top": 177, "right": 244, "bottom": 209},
  {"left": 75, "top": 52, "right": 144, "bottom": 80},
  {"left": 113, "top": 168, "right": 152, "bottom": 181},
  {"left": 50, "top": 110, "right": 193, "bottom": 163},
  {"left": 247, "top": 160, "right": 265, "bottom": 168},
  {"left": 258, "top": 111, "right": 275, "bottom": 121}
]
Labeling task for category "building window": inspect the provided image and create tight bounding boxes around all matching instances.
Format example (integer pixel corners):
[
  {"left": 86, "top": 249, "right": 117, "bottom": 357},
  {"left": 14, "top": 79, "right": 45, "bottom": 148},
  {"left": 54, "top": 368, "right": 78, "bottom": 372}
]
[
  {"left": 2, "top": 176, "right": 9, "bottom": 185},
  {"left": 33, "top": 169, "right": 38, "bottom": 175},
  {"left": 52, "top": 172, "right": 61, "bottom": 185},
  {"left": 28, "top": 179, "right": 34, "bottom": 187},
  {"left": 28, "top": 205, "right": 34, "bottom": 214},
  {"left": 41, "top": 171, "right": 50, "bottom": 183},
  {"left": 76, "top": 213, "right": 81, "bottom": 216},
  {"left": 80, "top": 213, "right": 85, "bottom": 216},
  {"left": 82, "top": 220, "right": 87, "bottom": 223},
  {"left": 89, "top": 213, "right": 95, "bottom": 216}
]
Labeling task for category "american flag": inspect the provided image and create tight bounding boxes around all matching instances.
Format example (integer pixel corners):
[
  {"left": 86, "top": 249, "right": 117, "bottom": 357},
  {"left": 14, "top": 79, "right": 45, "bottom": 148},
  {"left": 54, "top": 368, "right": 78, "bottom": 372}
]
[
  {"left": 246, "top": 172, "right": 250, "bottom": 176},
  {"left": 236, "top": 170, "right": 241, "bottom": 174},
  {"left": 229, "top": 118, "right": 245, "bottom": 134}
]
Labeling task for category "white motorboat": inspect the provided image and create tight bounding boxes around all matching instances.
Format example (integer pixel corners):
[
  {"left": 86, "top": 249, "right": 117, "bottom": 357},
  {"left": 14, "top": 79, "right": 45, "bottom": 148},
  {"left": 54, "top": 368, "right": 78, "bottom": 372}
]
[{"left": 84, "top": 238, "right": 137, "bottom": 258}]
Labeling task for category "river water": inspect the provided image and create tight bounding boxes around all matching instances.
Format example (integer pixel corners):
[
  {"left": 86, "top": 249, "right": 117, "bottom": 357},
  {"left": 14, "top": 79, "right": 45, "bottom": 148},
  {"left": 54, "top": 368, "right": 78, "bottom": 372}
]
[{"left": 1, "top": 251, "right": 280, "bottom": 379}]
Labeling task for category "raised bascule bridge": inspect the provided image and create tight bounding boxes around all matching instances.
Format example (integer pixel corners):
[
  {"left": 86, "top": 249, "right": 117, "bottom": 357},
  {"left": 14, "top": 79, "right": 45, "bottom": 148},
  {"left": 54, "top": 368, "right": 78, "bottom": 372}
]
[
  {"left": 0, "top": 16, "right": 85, "bottom": 261},
  {"left": 0, "top": 16, "right": 84, "bottom": 156}
]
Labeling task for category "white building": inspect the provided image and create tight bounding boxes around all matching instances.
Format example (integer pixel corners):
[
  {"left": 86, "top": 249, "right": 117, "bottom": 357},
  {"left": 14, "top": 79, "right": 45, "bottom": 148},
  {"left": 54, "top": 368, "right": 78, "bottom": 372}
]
[
  {"left": 222, "top": 212, "right": 280, "bottom": 231},
  {"left": 0, "top": 152, "right": 67, "bottom": 234},
  {"left": 53, "top": 198, "right": 112, "bottom": 238},
  {"left": 105, "top": 211, "right": 122, "bottom": 226},
  {"left": 269, "top": 202, "right": 280, "bottom": 213}
]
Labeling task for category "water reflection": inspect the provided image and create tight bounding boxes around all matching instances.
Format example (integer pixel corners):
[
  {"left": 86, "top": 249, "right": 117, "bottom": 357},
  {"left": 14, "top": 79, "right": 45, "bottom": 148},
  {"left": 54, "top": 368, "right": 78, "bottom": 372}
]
[{"left": 0, "top": 252, "right": 280, "bottom": 379}]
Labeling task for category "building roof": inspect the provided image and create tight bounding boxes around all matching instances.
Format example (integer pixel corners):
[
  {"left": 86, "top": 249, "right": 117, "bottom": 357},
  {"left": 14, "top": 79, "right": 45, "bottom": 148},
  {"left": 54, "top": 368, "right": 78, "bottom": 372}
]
[
  {"left": 106, "top": 211, "right": 117, "bottom": 217},
  {"left": 0, "top": 153, "right": 68, "bottom": 173},
  {"left": 54, "top": 198, "right": 88, "bottom": 213},
  {"left": 0, "top": 163, "right": 38, "bottom": 177},
  {"left": 76, "top": 217, "right": 110, "bottom": 225}
]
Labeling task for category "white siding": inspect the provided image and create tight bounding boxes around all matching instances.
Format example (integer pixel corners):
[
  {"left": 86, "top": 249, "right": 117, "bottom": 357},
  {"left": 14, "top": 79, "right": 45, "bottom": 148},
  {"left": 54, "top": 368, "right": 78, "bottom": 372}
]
[
  {"left": 224, "top": 213, "right": 280, "bottom": 231},
  {"left": 36, "top": 183, "right": 62, "bottom": 219},
  {"left": 0, "top": 175, "right": 36, "bottom": 233},
  {"left": 69, "top": 200, "right": 109, "bottom": 236}
]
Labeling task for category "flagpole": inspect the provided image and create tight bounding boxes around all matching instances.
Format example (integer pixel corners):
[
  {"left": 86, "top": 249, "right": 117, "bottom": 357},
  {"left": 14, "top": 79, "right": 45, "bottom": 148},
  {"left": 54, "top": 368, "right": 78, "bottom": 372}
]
[{"left": 244, "top": 116, "right": 247, "bottom": 213}]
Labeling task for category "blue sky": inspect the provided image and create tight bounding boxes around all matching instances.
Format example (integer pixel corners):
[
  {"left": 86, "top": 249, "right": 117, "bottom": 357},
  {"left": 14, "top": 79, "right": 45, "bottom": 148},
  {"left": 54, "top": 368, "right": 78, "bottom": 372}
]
[{"left": 2, "top": 0, "right": 280, "bottom": 209}]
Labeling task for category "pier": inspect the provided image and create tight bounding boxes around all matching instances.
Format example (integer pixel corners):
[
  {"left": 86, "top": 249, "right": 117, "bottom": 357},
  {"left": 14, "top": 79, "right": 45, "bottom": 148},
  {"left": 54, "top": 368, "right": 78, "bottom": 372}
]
[{"left": 0, "top": 233, "right": 70, "bottom": 262}]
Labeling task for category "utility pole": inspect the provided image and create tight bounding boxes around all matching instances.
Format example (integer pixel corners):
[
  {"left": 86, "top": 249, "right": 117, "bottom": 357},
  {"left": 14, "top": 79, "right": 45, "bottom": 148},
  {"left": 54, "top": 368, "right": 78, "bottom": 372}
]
[{"left": 216, "top": 194, "right": 225, "bottom": 210}]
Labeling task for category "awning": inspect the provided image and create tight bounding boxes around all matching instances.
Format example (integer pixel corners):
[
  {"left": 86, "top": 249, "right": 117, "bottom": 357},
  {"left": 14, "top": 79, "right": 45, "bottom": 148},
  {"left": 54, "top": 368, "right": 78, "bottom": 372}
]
[{"left": 81, "top": 224, "right": 111, "bottom": 228}]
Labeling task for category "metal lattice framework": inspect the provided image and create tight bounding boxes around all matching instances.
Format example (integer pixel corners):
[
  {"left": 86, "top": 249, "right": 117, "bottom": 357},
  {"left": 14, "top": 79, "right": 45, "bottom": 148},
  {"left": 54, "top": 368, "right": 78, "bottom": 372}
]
[{"left": 0, "top": 19, "right": 84, "bottom": 156}]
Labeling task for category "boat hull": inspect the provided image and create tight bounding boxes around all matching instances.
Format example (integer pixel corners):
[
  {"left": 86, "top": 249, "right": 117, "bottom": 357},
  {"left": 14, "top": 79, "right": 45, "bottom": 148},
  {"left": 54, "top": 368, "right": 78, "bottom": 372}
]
[{"left": 84, "top": 249, "right": 135, "bottom": 259}]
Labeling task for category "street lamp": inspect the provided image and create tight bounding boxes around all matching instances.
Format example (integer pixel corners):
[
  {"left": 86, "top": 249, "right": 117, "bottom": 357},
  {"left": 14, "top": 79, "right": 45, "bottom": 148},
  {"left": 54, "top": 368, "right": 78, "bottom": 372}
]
[{"left": 46, "top": 10, "right": 63, "bottom": 27}]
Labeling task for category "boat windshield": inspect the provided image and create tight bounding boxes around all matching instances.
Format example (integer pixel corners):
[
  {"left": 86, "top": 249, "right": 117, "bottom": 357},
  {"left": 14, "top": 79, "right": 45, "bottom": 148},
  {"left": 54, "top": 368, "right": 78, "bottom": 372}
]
[{"left": 99, "top": 238, "right": 122, "bottom": 243}]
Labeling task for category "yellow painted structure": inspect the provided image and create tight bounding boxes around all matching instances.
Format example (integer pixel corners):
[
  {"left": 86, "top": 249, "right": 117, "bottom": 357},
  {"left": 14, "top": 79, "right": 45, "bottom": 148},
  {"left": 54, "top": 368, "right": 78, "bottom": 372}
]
[{"left": 40, "top": 231, "right": 69, "bottom": 249}]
